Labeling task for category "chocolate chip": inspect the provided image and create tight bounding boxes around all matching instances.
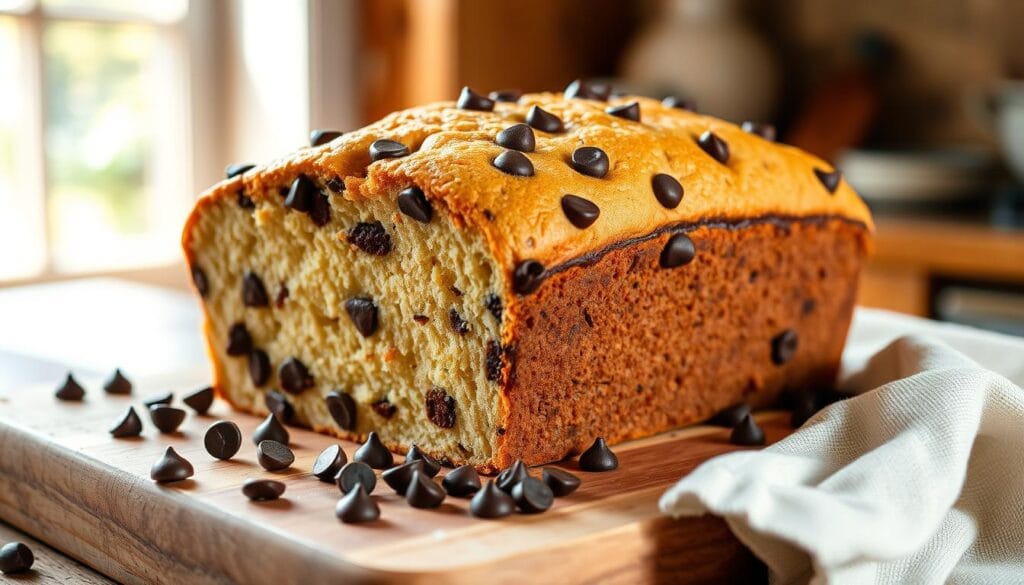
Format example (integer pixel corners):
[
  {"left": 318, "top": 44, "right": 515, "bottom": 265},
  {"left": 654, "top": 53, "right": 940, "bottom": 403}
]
[
  {"left": 710, "top": 402, "right": 751, "bottom": 428},
  {"left": 450, "top": 285, "right": 463, "bottom": 296},
  {"left": 248, "top": 349, "right": 270, "bottom": 386},
  {"left": 405, "top": 469, "right": 446, "bottom": 508},
  {"left": 606, "top": 102, "right": 640, "bottom": 121},
  {"left": 183, "top": 386, "right": 215, "bottom": 414},
  {"left": 660, "top": 233, "right": 696, "bottom": 268},
  {"left": 326, "top": 176, "right": 345, "bottom": 192},
  {"left": 560, "top": 194, "right": 600, "bottom": 228},
  {"left": 442, "top": 464, "right": 482, "bottom": 497},
  {"left": 371, "top": 398, "right": 396, "bottom": 419},
  {"left": 242, "top": 271, "right": 269, "bottom": 307},
  {"left": 354, "top": 431, "right": 393, "bottom": 469},
  {"left": 225, "top": 163, "right": 255, "bottom": 179},
  {"left": 526, "top": 105, "right": 564, "bottom": 133},
  {"left": 285, "top": 174, "right": 316, "bottom": 212},
  {"left": 345, "top": 297, "right": 379, "bottom": 337},
  {"left": 496, "top": 123, "right": 535, "bottom": 152},
  {"left": 405, "top": 444, "right": 441, "bottom": 477},
  {"left": 326, "top": 390, "right": 357, "bottom": 430},
  {"left": 257, "top": 439, "right": 295, "bottom": 471},
  {"left": 242, "top": 478, "right": 286, "bottom": 501},
  {"left": 382, "top": 460, "right": 423, "bottom": 495},
  {"left": 512, "top": 476, "right": 554, "bottom": 513},
  {"left": 513, "top": 260, "right": 545, "bottom": 295},
  {"left": 542, "top": 467, "right": 581, "bottom": 497},
  {"left": 489, "top": 88, "right": 522, "bottom": 102},
  {"left": 310, "top": 129, "right": 343, "bottom": 147},
  {"left": 730, "top": 413, "right": 766, "bottom": 446},
  {"left": 226, "top": 322, "right": 253, "bottom": 356},
  {"left": 564, "top": 78, "right": 611, "bottom": 101},
  {"left": 397, "top": 186, "right": 432, "bottom": 223},
  {"left": 456, "top": 86, "right": 494, "bottom": 111},
  {"left": 470, "top": 480, "right": 515, "bottom": 518},
  {"left": 336, "top": 461, "right": 377, "bottom": 494},
  {"left": 771, "top": 329, "right": 798, "bottom": 365},
  {"left": 55, "top": 373, "right": 85, "bottom": 401},
  {"left": 313, "top": 444, "right": 349, "bottom": 482},
  {"left": 741, "top": 121, "right": 776, "bottom": 141},
  {"left": 496, "top": 459, "right": 528, "bottom": 493},
  {"left": 814, "top": 168, "right": 842, "bottom": 193},
  {"left": 426, "top": 388, "right": 456, "bottom": 429},
  {"left": 275, "top": 285, "right": 289, "bottom": 308},
  {"left": 697, "top": 131, "right": 730, "bottom": 165},
  {"left": 570, "top": 146, "right": 610, "bottom": 178},
  {"left": 191, "top": 265, "right": 209, "bottom": 297},
  {"left": 335, "top": 484, "right": 379, "bottom": 523},
  {"left": 484, "top": 293, "right": 503, "bottom": 321},
  {"left": 651, "top": 174, "right": 684, "bottom": 209},
  {"left": 0, "top": 542, "right": 33, "bottom": 574},
  {"left": 253, "top": 413, "right": 289, "bottom": 446},
  {"left": 578, "top": 437, "right": 618, "bottom": 471},
  {"left": 346, "top": 221, "right": 392, "bottom": 255},
  {"left": 279, "top": 357, "right": 314, "bottom": 394},
  {"left": 369, "top": 139, "right": 409, "bottom": 161},
  {"left": 264, "top": 389, "right": 293, "bottom": 422},
  {"left": 149, "top": 405, "right": 186, "bottom": 434},
  {"left": 449, "top": 308, "right": 470, "bottom": 335},
  {"left": 237, "top": 190, "right": 255, "bottom": 209},
  {"left": 143, "top": 391, "right": 173, "bottom": 409},
  {"left": 309, "top": 191, "right": 331, "bottom": 227},
  {"left": 486, "top": 340, "right": 504, "bottom": 382},
  {"left": 109, "top": 406, "right": 143, "bottom": 438},
  {"left": 662, "top": 95, "right": 696, "bottom": 111},
  {"left": 492, "top": 150, "right": 534, "bottom": 177},
  {"left": 204, "top": 420, "right": 242, "bottom": 460},
  {"left": 103, "top": 368, "right": 132, "bottom": 395},
  {"left": 150, "top": 446, "right": 194, "bottom": 483},
  {"left": 790, "top": 391, "right": 817, "bottom": 427}
]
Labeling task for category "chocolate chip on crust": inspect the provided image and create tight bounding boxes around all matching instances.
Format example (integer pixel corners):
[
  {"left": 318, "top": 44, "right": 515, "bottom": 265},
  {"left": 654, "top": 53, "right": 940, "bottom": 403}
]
[
  {"left": 660, "top": 233, "right": 696, "bottom": 268},
  {"left": 496, "top": 123, "right": 536, "bottom": 152},
  {"left": 513, "top": 260, "right": 545, "bottom": 295},
  {"left": 237, "top": 190, "right": 255, "bottom": 209},
  {"left": 225, "top": 163, "right": 255, "bottom": 178},
  {"left": 814, "top": 168, "right": 842, "bottom": 194},
  {"left": 560, "top": 194, "right": 600, "bottom": 229},
  {"left": 489, "top": 88, "right": 522, "bottom": 102},
  {"left": 564, "top": 78, "right": 612, "bottom": 101},
  {"left": 651, "top": 174, "right": 684, "bottom": 209},
  {"left": 278, "top": 357, "right": 314, "bottom": 394},
  {"left": 606, "top": 102, "right": 640, "bottom": 122},
  {"left": 242, "top": 271, "right": 269, "bottom": 307},
  {"left": 456, "top": 86, "right": 495, "bottom": 111},
  {"left": 492, "top": 150, "right": 534, "bottom": 177},
  {"left": 369, "top": 139, "right": 409, "bottom": 161},
  {"left": 570, "top": 146, "right": 610, "bottom": 179},
  {"left": 345, "top": 297, "right": 379, "bottom": 337},
  {"left": 662, "top": 95, "right": 696, "bottom": 111},
  {"left": 426, "top": 388, "right": 456, "bottom": 429},
  {"left": 741, "top": 121, "right": 776, "bottom": 142},
  {"left": 526, "top": 105, "right": 564, "bottom": 133},
  {"left": 697, "top": 131, "right": 730, "bottom": 165},
  {"left": 449, "top": 308, "right": 470, "bottom": 335},
  {"left": 285, "top": 174, "right": 316, "bottom": 213},
  {"left": 346, "top": 221, "right": 392, "bottom": 255},
  {"left": 309, "top": 129, "right": 343, "bottom": 147},
  {"left": 397, "top": 186, "right": 432, "bottom": 223}
]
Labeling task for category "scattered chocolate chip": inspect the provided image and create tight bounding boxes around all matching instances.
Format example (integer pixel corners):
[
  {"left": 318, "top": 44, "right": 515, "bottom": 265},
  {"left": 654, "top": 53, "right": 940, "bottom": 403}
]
[
  {"left": 325, "top": 390, "right": 357, "bottom": 430},
  {"left": 542, "top": 467, "right": 581, "bottom": 497},
  {"left": 710, "top": 403, "right": 751, "bottom": 428},
  {"left": 660, "top": 233, "right": 696, "bottom": 268},
  {"left": 526, "top": 105, "right": 564, "bottom": 133},
  {"left": 560, "top": 194, "right": 600, "bottom": 228},
  {"left": 512, "top": 477, "right": 554, "bottom": 513},
  {"left": 313, "top": 444, "right": 349, "bottom": 482},
  {"left": 741, "top": 121, "right": 776, "bottom": 141},
  {"left": 345, "top": 297, "right": 379, "bottom": 337},
  {"left": 405, "top": 469, "right": 446, "bottom": 508},
  {"left": 486, "top": 340, "right": 504, "bottom": 383},
  {"left": 369, "top": 139, "right": 409, "bottom": 161},
  {"left": 264, "top": 389, "right": 293, "bottom": 422},
  {"left": 0, "top": 542, "right": 33, "bottom": 574},
  {"left": 204, "top": 420, "right": 242, "bottom": 460},
  {"left": 150, "top": 446, "right": 194, "bottom": 483},
  {"left": 496, "top": 123, "right": 535, "bottom": 152},
  {"left": 285, "top": 175, "right": 316, "bottom": 213},
  {"left": 442, "top": 464, "right": 482, "bottom": 497},
  {"left": 102, "top": 368, "right": 133, "bottom": 395},
  {"left": 237, "top": 190, "right": 255, "bottom": 209},
  {"left": 771, "top": 329, "right": 798, "bottom": 365},
  {"left": 489, "top": 88, "right": 522, "bottom": 102},
  {"left": 309, "top": 191, "right": 331, "bottom": 226},
  {"left": 326, "top": 176, "right": 345, "bottom": 192},
  {"left": 242, "top": 271, "right": 269, "bottom": 307},
  {"left": 814, "top": 168, "right": 842, "bottom": 193},
  {"left": 242, "top": 478, "right": 286, "bottom": 501},
  {"left": 336, "top": 461, "right": 377, "bottom": 494},
  {"left": 142, "top": 391, "right": 173, "bottom": 409},
  {"left": 149, "top": 405, "right": 186, "bottom": 434},
  {"left": 252, "top": 413, "right": 289, "bottom": 446},
  {"left": 606, "top": 102, "right": 640, "bottom": 121},
  {"left": 275, "top": 285, "right": 289, "bottom": 308},
  {"left": 397, "top": 186, "right": 432, "bottom": 223},
  {"left": 346, "top": 221, "right": 392, "bottom": 255},
  {"left": 426, "top": 388, "right": 456, "bottom": 429},
  {"left": 448, "top": 308, "right": 470, "bottom": 335},
  {"left": 790, "top": 390, "right": 818, "bottom": 427},
  {"left": 730, "top": 413, "right": 766, "bottom": 446},
  {"left": 191, "top": 265, "right": 209, "bottom": 297},
  {"left": 354, "top": 431, "right": 393, "bottom": 469},
  {"left": 248, "top": 349, "right": 270, "bottom": 386},
  {"left": 183, "top": 386, "right": 215, "bottom": 414},
  {"left": 564, "top": 78, "right": 611, "bottom": 101},
  {"left": 226, "top": 322, "right": 253, "bottom": 356},
  {"left": 496, "top": 460, "right": 529, "bottom": 493},
  {"left": 651, "top": 174, "right": 684, "bottom": 209},
  {"left": 492, "top": 150, "right": 534, "bottom": 177},
  {"left": 405, "top": 444, "right": 441, "bottom": 477},
  {"left": 110, "top": 406, "right": 143, "bottom": 438},
  {"left": 578, "top": 437, "right": 618, "bottom": 471},
  {"left": 225, "top": 163, "right": 255, "bottom": 178},
  {"left": 456, "top": 86, "right": 494, "bottom": 111},
  {"left": 279, "top": 357, "right": 314, "bottom": 394},
  {"left": 55, "top": 373, "right": 85, "bottom": 401},
  {"left": 382, "top": 460, "right": 423, "bottom": 495},
  {"left": 570, "top": 146, "right": 610, "bottom": 179},
  {"left": 513, "top": 260, "right": 545, "bottom": 295},
  {"left": 257, "top": 439, "right": 294, "bottom": 471},
  {"left": 697, "top": 131, "right": 730, "bottom": 165},
  {"left": 484, "top": 293, "right": 503, "bottom": 321},
  {"left": 371, "top": 398, "right": 397, "bottom": 419},
  {"left": 336, "top": 484, "right": 379, "bottom": 523},
  {"left": 470, "top": 480, "right": 515, "bottom": 518},
  {"left": 309, "top": 129, "right": 342, "bottom": 147},
  {"left": 662, "top": 95, "right": 695, "bottom": 111}
]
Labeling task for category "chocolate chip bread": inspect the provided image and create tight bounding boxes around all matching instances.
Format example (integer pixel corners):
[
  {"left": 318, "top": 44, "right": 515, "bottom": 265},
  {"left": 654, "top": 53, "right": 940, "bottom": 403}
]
[{"left": 183, "top": 82, "right": 872, "bottom": 472}]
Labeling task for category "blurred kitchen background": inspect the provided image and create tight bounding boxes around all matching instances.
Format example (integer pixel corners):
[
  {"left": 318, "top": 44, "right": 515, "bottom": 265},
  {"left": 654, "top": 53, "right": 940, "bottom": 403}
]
[{"left": 1, "top": 0, "right": 1023, "bottom": 335}]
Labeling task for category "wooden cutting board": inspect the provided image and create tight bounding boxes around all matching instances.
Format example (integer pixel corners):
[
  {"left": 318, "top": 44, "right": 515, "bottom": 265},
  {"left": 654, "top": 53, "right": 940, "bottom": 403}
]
[{"left": 0, "top": 374, "right": 786, "bottom": 584}]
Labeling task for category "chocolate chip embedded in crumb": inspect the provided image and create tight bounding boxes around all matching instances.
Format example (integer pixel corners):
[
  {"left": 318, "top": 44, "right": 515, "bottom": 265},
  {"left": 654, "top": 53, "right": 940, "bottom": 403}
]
[
  {"left": 183, "top": 386, "right": 215, "bottom": 415},
  {"left": 346, "top": 221, "right": 392, "bottom": 255},
  {"left": 371, "top": 398, "right": 397, "bottom": 419},
  {"left": 662, "top": 95, "right": 696, "bottom": 111},
  {"left": 326, "top": 390, "right": 357, "bottom": 430},
  {"left": 426, "top": 388, "right": 456, "bottom": 429},
  {"left": 492, "top": 150, "right": 534, "bottom": 177},
  {"left": 225, "top": 163, "right": 255, "bottom": 179},
  {"left": 248, "top": 349, "right": 270, "bottom": 386},
  {"left": 242, "top": 271, "right": 269, "bottom": 307},
  {"left": 264, "top": 389, "right": 293, "bottom": 422},
  {"left": 285, "top": 174, "right": 316, "bottom": 212},
  {"left": 496, "top": 123, "right": 536, "bottom": 153},
  {"left": 191, "top": 265, "right": 209, "bottom": 297},
  {"left": 275, "top": 285, "right": 289, "bottom": 308},
  {"left": 526, "top": 105, "right": 564, "bottom": 133},
  {"left": 814, "top": 168, "right": 842, "bottom": 194},
  {"left": 486, "top": 340, "right": 504, "bottom": 382},
  {"left": 484, "top": 293, "right": 503, "bottom": 322},
  {"left": 448, "top": 308, "right": 470, "bottom": 335},
  {"left": 412, "top": 315, "right": 429, "bottom": 325},
  {"left": 771, "top": 329, "right": 798, "bottom": 365},
  {"left": 741, "top": 121, "right": 776, "bottom": 142},
  {"left": 730, "top": 413, "right": 766, "bottom": 446},
  {"left": 237, "top": 190, "right": 255, "bottom": 209},
  {"left": 369, "top": 139, "right": 410, "bottom": 161},
  {"left": 660, "top": 233, "right": 696, "bottom": 268},
  {"left": 651, "top": 173, "right": 684, "bottom": 209},
  {"left": 513, "top": 260, "right": 545, "bottom": 295},
  {"left": 55, "top": 373, "right": 85, "bottom": 401},
  {"left": 560, "top": 194, "right": 600, "bottom": 229},
  {"left": 489, "top": 88, "right": 522, "bottom": 102},
  {"left": 278, "top": 357, "right": 314, "bottom": 394},
  {"left": 345, "top": 297, "right": 379, "bottom": 337},
  {"left": 326, "top": 176, "right": 345, "bottom": 192},
  {"left": 450, "top": 286, "right": 463, "bottom": 297},
  {"left": 570, "top": 146, "right": 610, "bottom": 179},
  {"left": 309, "top": 129, "right": 343, "bottom": 147},
  {"left": 606, "top": 102, "right": 640, "bottom": 122},
  {"left": 456, "top": 86, "right": 495, "bottom": 111},
  {"left": 103, "top": 368, "right": 132, "bottom": 395},
  {"left": 578, "top": 437, "right": 618, "bottom": 471},
  {"left": 226, "top": 322, "right": 253, "bottom": 356},
  {"left": 309, "top": 191, "right": 331, "bottom": 227},
  {"left": 697, "top": 131, "right": 730, "bottom": 165},
  {"left": 564, "top": 78, "right": 612, "bottom": 101},
  {"left": 397, "top": 186, "right": 432, "bottom": 223}
]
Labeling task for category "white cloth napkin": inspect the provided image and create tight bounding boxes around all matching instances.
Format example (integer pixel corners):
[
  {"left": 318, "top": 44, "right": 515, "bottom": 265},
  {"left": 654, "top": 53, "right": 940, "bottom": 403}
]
[{"left": 660, "top": 309, "right": 1024, "bottom": 584}]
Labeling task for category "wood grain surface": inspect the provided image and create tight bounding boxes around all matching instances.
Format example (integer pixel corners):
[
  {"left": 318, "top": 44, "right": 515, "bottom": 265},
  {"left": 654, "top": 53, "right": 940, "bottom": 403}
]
[{"left": 0, "top": 374, "right": 781, "bottom": 584}]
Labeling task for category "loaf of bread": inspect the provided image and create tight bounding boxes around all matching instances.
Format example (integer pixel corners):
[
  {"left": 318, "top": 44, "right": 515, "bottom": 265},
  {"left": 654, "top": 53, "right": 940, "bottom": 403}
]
[{"left": 183, "top": 82, "right": 872, "bottom": 472}]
